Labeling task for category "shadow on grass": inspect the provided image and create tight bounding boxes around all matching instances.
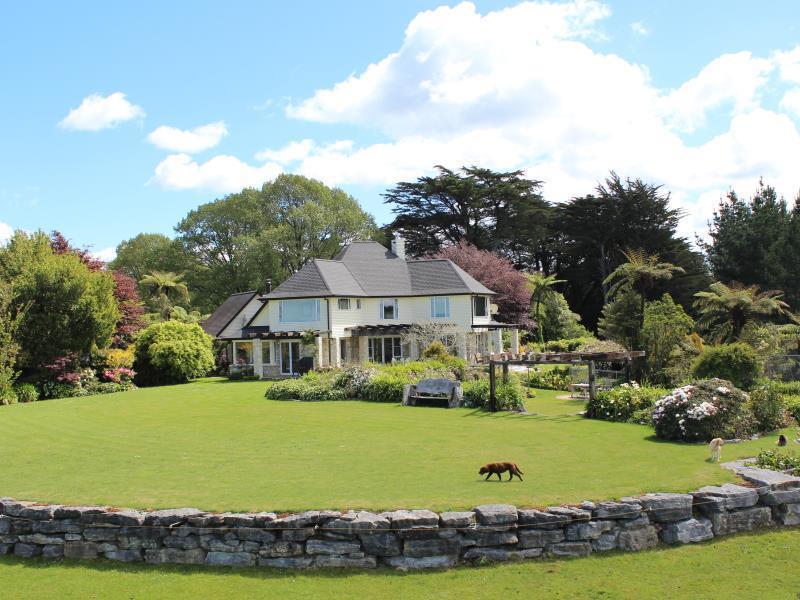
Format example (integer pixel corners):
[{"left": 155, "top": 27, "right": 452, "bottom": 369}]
[{"left": 0, "top": 529, "right": 784, "bottom": 582}]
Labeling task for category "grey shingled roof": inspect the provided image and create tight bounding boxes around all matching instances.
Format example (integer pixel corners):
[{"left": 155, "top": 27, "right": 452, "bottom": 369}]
[
  {"left": 201, "top": 291, "right": 258, "bottom": 337},
  {"left": 262, "top": 241, "right": 496, "bottom": 299}
]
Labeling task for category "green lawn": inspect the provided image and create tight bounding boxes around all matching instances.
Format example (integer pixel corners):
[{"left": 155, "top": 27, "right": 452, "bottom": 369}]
[
  {"left": 1, "top": 529, "right": 798, "bottom": 599},
  {"left": 0, "top": 378, "right": 790, "bottom": 513}
]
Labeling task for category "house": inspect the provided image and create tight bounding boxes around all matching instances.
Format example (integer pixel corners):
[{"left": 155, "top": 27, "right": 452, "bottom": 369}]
[{"left": 201, "top": 235, "right": 520, "bottom": 377}]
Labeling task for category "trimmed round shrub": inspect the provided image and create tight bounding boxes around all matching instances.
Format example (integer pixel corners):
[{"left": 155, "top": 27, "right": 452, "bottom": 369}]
[
  {"left": 748, "top": 382, "right": 788, "bottom": 432},
  {"left": 586, "top": 383, "right": 668, "bottom": 423},
  {"left": 133, "top": 321, "right": 215, "bottom": 386},
  {"left": 265, "top": 379, "right": 308, "bottom": 400},
  {"left": 299, "top": 384, "right": 347, "bottom": 402},
  {"left": 652, "top": 378, "right": 753, "bottom": 441},
  {"left": 691, "top": 343, "right": 760, "bottom": 390}
]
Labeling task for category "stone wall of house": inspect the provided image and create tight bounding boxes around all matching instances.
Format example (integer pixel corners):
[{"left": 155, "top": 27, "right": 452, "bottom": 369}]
[{"left": 1, "top": 466, "right": 798, "bottom": 570}]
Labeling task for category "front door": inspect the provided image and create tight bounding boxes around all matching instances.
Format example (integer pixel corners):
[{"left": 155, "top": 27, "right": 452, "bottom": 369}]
[{"left": 280, "top": 341, "right": 301, "bottom": 375}]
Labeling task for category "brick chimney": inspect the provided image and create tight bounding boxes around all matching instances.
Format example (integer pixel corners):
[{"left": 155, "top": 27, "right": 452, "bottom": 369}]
[{"left": 391, "top": 233, "right": 406, "bottom": 260}]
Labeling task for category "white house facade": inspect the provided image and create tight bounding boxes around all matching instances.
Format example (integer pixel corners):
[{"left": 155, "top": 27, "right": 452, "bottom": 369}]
[{"left": 202, "top": 236, "right": 520, "bottom": 378}]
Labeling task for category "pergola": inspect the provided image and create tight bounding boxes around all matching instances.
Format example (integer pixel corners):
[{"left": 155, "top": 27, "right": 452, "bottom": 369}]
[{"left": 479, "top": 350, "right": 646, "bottom": 411}]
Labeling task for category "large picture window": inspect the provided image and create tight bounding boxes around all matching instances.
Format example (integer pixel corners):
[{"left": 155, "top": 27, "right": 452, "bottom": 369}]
[
  {"left": 473, "top": 296, "right": 488, "bottom": 318},
  {"left": 380, "top": 299, "right": 398, "bottom": 320},
  {"left": 368, "top": 337, "right": 403, "bottom": 363},
  {"left": 431, "top": 296, "right": 450, "bottom": 318},
  {"left": 279, "top": 299, "right": 320, "bottom": 323},
  {"left": 233, "top": 341, "right": 253, "bottom": 365},
  {"left": 261, "top": 340, "right": 272, "bottom": 364}
]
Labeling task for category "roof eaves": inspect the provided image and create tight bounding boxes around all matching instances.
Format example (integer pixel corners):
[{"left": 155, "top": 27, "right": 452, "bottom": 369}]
[{"left": 213, "top": 291, "right": 258, "bottom": 337}]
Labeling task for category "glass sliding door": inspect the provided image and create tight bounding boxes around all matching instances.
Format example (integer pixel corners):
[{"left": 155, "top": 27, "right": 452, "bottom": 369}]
[{"left": 280, "top": 341, "right": 301, "bottom": 375}]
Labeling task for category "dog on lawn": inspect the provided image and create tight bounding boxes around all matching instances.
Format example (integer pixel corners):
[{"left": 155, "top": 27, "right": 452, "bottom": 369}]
[
  {"left": 778, "top": 434, "right": 788, "bottom": 447},
  {"left": 479, "top": 462, "right": 524, "bottom": 481},
  {"left": 709, "top": 438, "right": 724, "bottom": 462}
]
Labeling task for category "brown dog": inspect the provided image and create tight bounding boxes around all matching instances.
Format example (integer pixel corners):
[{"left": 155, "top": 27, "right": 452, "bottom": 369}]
[{"left": 479, "top": 462, "right": 524, "bottom": 481}]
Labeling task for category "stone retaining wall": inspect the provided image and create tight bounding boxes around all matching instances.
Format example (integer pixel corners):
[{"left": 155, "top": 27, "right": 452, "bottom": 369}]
[{"left": 1, "top": 465, "right": 798, "bottom": 571}]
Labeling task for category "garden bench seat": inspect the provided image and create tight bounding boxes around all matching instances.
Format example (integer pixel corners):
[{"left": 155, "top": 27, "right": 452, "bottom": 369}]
[{"left": 402, "top": 378, "right": 464, "bottom": 408}]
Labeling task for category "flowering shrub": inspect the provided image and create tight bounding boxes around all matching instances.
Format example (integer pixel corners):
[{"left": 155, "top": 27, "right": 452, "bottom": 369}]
[
  {"left": 586, "top": 382, "right": 668, "bottom": 423},
  {"left": 652, "top": 378, "right": 754, "bottom": 441},
  {"left": 101, "top": 367, "right": 136, "bottom": 384},
  {"left": 333, "top": 366, "right": 376, "bottom": 398}
]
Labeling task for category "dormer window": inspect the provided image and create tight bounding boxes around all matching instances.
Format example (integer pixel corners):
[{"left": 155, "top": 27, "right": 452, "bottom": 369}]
[
  {"left": 431, "top": 296, "right": 450, "bottom": 318},
  {"left": 380, "top": 299, "right": 398, "bottom": 320},
  {"left": 473, "top": 296, "right": 488, "bottom": 317}
]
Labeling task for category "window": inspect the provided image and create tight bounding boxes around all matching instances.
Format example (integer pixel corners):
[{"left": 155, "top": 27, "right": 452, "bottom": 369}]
[
  {"left": 368, "top": 337, "right": 402, "bottom": 363},
  {"left": 431, "top": 296, "right": 450, "bottom": 318},
  {"left": 474, "top": 296, "right": 488, "bottom": 318},
  {"left": 340, "top": 338, "right": 347, "bottom": 363},
  {"left": 233, "top": 341, "right": 253, "bottom": 365},
  {"left": 338, "top": 298, "right": 351, "bottom": 310},
  {"left": 380, "top": 299, "right": 398, "bottom": 320},
  {"left": 356, "top": 299, "right": 362, "bottom": 309},
  {"left": 279, "top": 299, "right": 320, "bottom": 322},
  {"left": 261, "top": 340, "right": 272, "bottom": 364}
]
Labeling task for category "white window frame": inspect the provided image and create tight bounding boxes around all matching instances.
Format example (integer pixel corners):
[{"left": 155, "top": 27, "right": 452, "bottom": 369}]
[
  {"left": 368, "top": 336, "right": 403, "bottom": 363},
  {"left": 431, "top": 296, "right": 450, "bottom": 318},
  {"left": 473, "top": 295, "right": 489, "bottom": 318},
  {"left": 338, "top": 298, "right": 351, "bottom": 310},
  {"left": 279, "top": 298, "right": 320, "bottom": 323},
  {"left": 380, "top": 298, "right": 399, "bottom": 320},
  {"left": 232, "top": 340, "right": 254, "bottom": 365},
  {"left": 261, "top": 340, "right": 273, "bottom": 365}
]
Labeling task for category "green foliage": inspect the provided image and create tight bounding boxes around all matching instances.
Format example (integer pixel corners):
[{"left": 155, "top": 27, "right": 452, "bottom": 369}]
[
  {"left": 652, "top": 379, "right": 754, "bottom": 441},
  {"left": 133, "top": 321, "right": 214, "bottom": 386},
  {"left": 692, "top": 343, "right": 761, "bottom": 390},
  {"left": 527, "top": 337, "right": 597, "bottom": 353},
  {"left": 362, "top": 374, "right": 406, "bottom": 403},
  {"left": 693, "top": 281, "right": 792, "bottom": 343},
  {"left": 598, "top": 288, "right": 642, "bottom": 350},
  {"left": 422, "top": 340, "right": 449, "bottom": 361},
  {"left": 586, "top": 383, "right": 668, "bottom": 423},
  {"left": 525, "top": 367, "right": 571, "bottom": 391},
  {"left": 264, "top": 379, "right": 309, "bottom": 400},
  {"left": 462, "top": 377, "right": 526, "bottom": 411},
  {"left": 748, "top": 382, "right": 789, "bottom": 432},
  {"left": 784, "top": 395, "right": 800, "bottom": 422},
  {"left": 0, "top": 280, "right": 22, "bottom": 403},
  {"left": 530, "top": 290, "right": 590, "bottom": 343},
  {"left": 754, "top": 449, "right": 800, "bottom": 473},
  {"left": 13, "top": 383, "right": 38, "bottom": 403},
  {"left": 332, "top": 366, "right": 376, "bottom": 399},
  {"left": 299, "top": 384, "right": 347, "bottom": 402},
  {"left": 0, "top": 231, "right": 119, "bottom": 368},
  {"left": 642, "top": 294, "right": 696, "bottom": 386},
  {"left": 110, "top": 233, "right": 181, "bottom": 285}
]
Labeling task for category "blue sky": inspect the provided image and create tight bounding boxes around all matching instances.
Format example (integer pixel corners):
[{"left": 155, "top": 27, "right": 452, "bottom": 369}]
[{"left": 2, "top": 0, "right": 800, "bottom": 259}]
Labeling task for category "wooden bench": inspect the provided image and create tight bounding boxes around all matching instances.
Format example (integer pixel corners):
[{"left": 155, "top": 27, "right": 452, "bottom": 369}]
[{"left": 402, "top": 378, "right": 463, "bottom": 408}]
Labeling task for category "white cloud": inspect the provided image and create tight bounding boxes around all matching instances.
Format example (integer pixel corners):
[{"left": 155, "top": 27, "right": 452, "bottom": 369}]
[
  {"left": 0, "top": 221, "right": 13, "bottom": 245},
  {"left": 150, "top": 154, "right": 282, "bottom": 193},
  {"left": 90, "top": 246, "right": 117, "bottom": 263},
  {"left": 630, "top": 21, "right": 648, "bottom": 36},
  {"left": 661, "top": 52, "right": 773, "bottom": 132},
  {"left": 59, "top": 92, "right": 145, "bottom": 131},
  {"left": 780, "top": 88, "right": 800, "bottom": 118},
  {"left": 147, "top": 121, "right": 228, "bottom": 153},
  {"left": 153, "top": 0, "right": 800, "bottom": 239},
  {"left": 775, "top": 45, "right": 800, "bottom": 83}
]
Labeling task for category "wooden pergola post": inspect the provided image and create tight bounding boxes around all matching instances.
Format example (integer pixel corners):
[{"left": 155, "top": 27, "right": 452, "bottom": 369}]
[
  {"left": 489, "top": 359, "right": 497, "bottom": 412},
  {"left": 587, "top": 360, "right": 597, "bottom": 402}
]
